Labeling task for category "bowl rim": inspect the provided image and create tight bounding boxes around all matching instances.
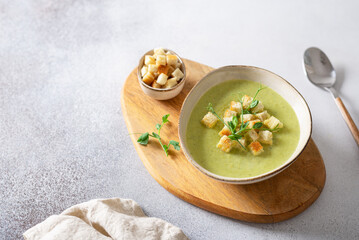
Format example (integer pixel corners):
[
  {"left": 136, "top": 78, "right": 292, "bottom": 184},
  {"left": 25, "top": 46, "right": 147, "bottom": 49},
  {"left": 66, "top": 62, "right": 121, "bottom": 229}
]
[
  {"left": 137, "top": 48, "right": 186, "bottom": 92},
  {"left": 179, "top": 65, "right": 313, "bottom": 184}
]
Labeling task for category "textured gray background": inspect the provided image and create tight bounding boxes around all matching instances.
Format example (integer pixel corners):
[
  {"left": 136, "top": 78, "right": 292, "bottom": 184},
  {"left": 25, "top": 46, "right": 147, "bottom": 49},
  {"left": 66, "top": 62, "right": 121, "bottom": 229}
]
[{"left": 1, "top": 0, "right": 359, "bottom": 239}]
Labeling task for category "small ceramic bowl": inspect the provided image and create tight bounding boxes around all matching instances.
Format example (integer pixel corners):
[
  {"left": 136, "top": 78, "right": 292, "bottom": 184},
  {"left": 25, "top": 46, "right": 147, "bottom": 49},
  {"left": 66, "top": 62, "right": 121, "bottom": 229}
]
[
  {"left": 137, "top": 48, "right": 186, "bottom": 100},
  {"left": 179, "top": 65, "right": 312, "bottom": 184}
]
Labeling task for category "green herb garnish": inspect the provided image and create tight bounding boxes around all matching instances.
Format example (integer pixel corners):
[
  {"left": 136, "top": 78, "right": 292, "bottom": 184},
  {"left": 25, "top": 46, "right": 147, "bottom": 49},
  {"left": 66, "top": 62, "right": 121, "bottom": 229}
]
[
  {"left": 207, "top": 103, "right": 231, "bottom": 130},
  {"left": 253, "top": 122, "right": 263, "bottom": 129},
  {"left": 249, "top": 99, "right": 259, "bottom": 109},
  {"left": 136, "top": 114, "right": 180, "bottom": 156},
  {"left": 207, "top": 103, "right": 246, "bottom": 150},
  {"left": 252, "top": 84, "right": 266, "bottom": 103},
  {"left": 242, "top": 109, "right": 251, "bottom": 114},
  {"left": 239, "top": 83, "right": 266, "bottom": 113},
  {"left": 137, "top": 132, "right": 149, "bottom": 145},
  {"left": 204, "top": 84, "right": 284, "bottom": 155},
  {"left": 227, "top": 115, "right": 238, "bottom": 133},
  {"left": 206, "top": 85, "right": 283, "bottom": 151},
  {"left": 169, "top": 140, "right": 181, "bottom": 150}
]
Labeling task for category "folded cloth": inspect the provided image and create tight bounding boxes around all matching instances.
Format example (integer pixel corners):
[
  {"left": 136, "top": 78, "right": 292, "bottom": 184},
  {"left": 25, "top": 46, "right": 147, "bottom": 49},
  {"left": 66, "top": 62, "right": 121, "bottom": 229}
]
[{"left": 23, "top": 198, "right": 188, "bottom": 240}]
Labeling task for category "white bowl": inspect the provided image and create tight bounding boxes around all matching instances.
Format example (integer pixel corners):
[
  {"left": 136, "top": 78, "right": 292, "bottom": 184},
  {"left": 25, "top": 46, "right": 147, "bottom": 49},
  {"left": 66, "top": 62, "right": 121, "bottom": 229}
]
[
  {"left": 137, "top": 48, "right": 186, "bottom": 100},
  {"left": 179, "top": 65, "right": 312, "bottom": 184}
]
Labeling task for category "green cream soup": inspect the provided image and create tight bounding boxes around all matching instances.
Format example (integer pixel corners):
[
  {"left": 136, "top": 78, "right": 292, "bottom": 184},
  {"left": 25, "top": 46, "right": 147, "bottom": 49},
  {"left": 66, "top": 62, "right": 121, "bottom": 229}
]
[{"left": 186, "top": 80, "right": 300, "bottom": 178}]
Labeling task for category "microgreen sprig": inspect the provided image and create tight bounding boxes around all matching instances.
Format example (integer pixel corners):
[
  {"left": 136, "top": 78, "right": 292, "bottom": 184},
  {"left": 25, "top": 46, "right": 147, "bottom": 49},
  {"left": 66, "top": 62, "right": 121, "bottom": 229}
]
[
  {"left": 241, "top": 83, "right": 267, "bottom": 111},
  {"left": 251, "top": 83, "right": 266, "bottom": 103},
  {"left": 206, "top": 85, "right": 282, "bottom": 153},
  {"left": 207, "top": 103, "right": 231, "bottom": 130},
  {"left": 136, "top": 114, "right": 180, "bottom": 156},
  {"left": 207, "top": 103, "right": 246, "bottom": 150}
]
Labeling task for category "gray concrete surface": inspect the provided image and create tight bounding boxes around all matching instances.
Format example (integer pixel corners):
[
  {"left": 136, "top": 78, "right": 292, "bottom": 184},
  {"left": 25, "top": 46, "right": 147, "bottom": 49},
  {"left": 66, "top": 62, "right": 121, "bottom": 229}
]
[{"left": 1, "top": 0, "right": 358, "bottom": 239}]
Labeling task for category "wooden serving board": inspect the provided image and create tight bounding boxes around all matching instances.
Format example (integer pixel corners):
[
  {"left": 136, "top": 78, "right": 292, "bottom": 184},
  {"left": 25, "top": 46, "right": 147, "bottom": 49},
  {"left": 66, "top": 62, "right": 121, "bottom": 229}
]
[{"left": 121, "top": 59, "right": 326, "bottom": 223}]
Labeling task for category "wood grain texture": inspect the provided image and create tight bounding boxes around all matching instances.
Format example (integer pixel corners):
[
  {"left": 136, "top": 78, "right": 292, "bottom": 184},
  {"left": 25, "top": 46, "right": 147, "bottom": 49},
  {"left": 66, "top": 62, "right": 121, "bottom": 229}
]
[
  {"left": 335, "top": 97, "right": 359, "bottom": 146},
  {"left": 121, "top": 59, "right": 326, "bottom": 223}
]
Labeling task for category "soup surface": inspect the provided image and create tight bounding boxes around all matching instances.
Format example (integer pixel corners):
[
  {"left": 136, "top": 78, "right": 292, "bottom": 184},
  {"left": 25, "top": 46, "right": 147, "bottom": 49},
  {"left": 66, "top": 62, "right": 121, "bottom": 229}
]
[{"left": 186, "top": 80, "right": 300, "bottom": 178}]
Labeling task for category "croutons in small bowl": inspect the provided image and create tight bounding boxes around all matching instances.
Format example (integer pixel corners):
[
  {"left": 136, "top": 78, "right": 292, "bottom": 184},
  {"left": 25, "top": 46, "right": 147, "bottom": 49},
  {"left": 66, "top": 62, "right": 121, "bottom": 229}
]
[
  {"left": 179, "top": 66, "right": 312, "bottom": 184},
  {"left": 137, "top": 48, "right": 186, "bottom": 100}
]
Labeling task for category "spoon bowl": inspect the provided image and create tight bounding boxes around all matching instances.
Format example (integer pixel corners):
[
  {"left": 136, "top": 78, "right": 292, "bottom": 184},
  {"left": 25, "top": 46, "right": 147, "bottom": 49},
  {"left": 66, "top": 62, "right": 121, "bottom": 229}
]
[{"left": 303, "top": 47, "right": 336, "bottom": 88}]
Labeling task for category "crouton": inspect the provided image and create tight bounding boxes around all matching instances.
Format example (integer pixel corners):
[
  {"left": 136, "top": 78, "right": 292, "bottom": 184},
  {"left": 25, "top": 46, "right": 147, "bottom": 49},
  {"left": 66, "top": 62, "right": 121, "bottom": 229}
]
[
  {"left": 201, "top": 112, "right": 218, "bottom": 128},
  {"left": 156, "top": 73, "right": 168, "bottom": 85},
  {"left": 259, "top": 130, "right": 273, "bottom": 145},
  {"left": 242, "top": 95, "right": 253, "bottom": 109},
  {"left": 156, "top": 55, "right": 166, "bottom": 66},
  {"left": 264, "top": 116, "right": 283, "bottom": 130},
  {"left": 145, "top": 55, "right": 156, "bottom": 65},
  {"left": 251, "top": 101, "right": 264, "bottom": 113},
  {"left": 224, "top": 109, "right": 237, "bottom": 118},
  {"left": 157, "top": 65, "right": 169, "bottom": 75},
  {"left": 148, "top": 64, "right": 158, "bottom": 75},
  {"left": 249, "top": 141, "right": 264, "bottom": 155},
  {"left": 219, "top": 126, "right": 231, "bottom": 136},
  {"left": 175, "top": 62, "right": 182, "bottom": 69},
  {"left": 164, "top": 77, "right": 177, "bottom": 89},
  {"left": 241, "top": 114, "right": 255, "bottom": 123},
  {"left": 151, "top": 80, "right": 162, "bottom": 89},
  {"left": 247, "top": 119, "right": 261, "bottom": 129},
  {"left": 167, "top": 66, "right": 175, "bottom": 77},
  {"left": 230, "top": 101, "right": 242, "bottom": 113},
  {"left": 166, "top": 55, "right": 178, "bottom": 66},
  {"left": 141, "top": 66, "right": 148, "bottom": 77},
  {"left": 256, "top": 110, "right": 270, "bottom": 122},
  {"left": 247, "top": 129, "right": 259, "bottom": 141},
  {"left": 217, "top": 135, "right": 233, "bottom": 153},
  {"left": 172, "top": 68, "right": 184, "bottom": 79},
  {"left": 142, "top": 72, "right": 155, "bottom": 85},
  {"left": 232, "top": 138, "right": 246, "bottom": 150},
  {"left": 153, "top": 48, "right": 166, "bottom": 58}
]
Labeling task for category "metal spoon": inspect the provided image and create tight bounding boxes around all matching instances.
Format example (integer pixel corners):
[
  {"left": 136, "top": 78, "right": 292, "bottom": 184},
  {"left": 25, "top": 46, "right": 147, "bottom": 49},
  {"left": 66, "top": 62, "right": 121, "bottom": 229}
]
[{"left": 303, "top": 47, "right": 359, "bottom": 145}]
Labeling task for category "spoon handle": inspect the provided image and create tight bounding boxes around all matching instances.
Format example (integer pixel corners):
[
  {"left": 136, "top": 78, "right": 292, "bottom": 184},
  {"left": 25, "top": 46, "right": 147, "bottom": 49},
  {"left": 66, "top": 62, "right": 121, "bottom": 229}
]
[{"left": 335, "top": 97, "right": 359, "bottom": 146}]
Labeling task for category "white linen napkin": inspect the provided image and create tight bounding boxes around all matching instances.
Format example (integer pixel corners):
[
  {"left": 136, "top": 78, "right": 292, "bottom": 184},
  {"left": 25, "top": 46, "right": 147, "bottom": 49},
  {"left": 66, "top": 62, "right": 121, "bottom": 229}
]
[{"left": 23, "top": 198, "right": 188, "bottom": 240}]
